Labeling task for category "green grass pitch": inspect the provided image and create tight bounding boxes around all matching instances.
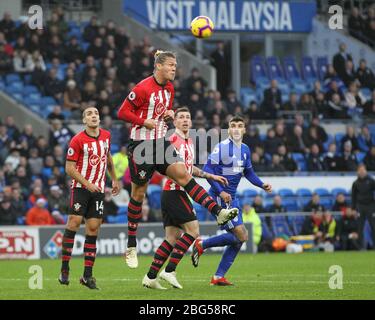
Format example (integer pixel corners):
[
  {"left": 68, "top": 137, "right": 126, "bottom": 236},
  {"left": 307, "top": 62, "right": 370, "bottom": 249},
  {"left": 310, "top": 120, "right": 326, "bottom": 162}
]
[{"left": 0, "top": 251, "right": 374, "bottom": 300}]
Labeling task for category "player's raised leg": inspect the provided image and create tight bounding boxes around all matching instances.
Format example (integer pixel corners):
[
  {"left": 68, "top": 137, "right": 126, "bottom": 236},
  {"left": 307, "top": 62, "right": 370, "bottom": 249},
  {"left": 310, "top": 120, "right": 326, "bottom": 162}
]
[
  {"left": 165, "top": 163, "right": 239, "bottom": 225},
  {"left": 59, "top": 214, "right": 82, "bottom": 285},
  {"left": 79, "top": 217, "right": 102, "bottom": 290}
]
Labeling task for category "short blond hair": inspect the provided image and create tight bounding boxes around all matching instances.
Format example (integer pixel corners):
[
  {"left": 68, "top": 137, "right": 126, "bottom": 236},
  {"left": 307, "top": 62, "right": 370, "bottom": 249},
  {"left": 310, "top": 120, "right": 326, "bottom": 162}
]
[{"left": 154, "top": 50, "right": 176, "bottom": 67}]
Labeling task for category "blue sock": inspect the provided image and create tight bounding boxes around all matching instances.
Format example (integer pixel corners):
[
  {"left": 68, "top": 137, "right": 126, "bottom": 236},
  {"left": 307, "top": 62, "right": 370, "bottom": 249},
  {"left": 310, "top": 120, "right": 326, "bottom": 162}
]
[
  {"left": 202, "top": 232, "right": 239, "bottom": 249},
  {"left": 215, "top": 242, "right": 243, "bottom": 278}
]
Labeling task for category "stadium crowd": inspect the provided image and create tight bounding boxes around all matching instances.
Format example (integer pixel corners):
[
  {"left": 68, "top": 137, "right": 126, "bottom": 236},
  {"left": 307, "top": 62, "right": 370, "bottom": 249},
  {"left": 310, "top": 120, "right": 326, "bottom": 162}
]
[{"left": 0, "top": 7, "right": 374, "bottom": 250}]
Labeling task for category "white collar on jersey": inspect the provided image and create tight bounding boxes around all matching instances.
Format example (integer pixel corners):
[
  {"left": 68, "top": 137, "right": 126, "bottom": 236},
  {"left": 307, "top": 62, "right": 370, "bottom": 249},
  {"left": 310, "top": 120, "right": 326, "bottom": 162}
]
[{"left": 175, "top": 128, "right": 189, "bottom": 140}]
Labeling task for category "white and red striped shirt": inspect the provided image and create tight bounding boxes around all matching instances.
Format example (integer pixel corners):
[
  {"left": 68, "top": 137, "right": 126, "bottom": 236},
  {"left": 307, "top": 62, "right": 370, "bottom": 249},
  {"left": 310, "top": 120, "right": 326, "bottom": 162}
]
[
  {"left": 164, "top": 132, "right": 194, "bottom": 191},
  {"left": 66, "top": 129, "right": 111, "bottom": 193},
  {"left": 118, "top": 76, "right": 174, "bottom": 141}
]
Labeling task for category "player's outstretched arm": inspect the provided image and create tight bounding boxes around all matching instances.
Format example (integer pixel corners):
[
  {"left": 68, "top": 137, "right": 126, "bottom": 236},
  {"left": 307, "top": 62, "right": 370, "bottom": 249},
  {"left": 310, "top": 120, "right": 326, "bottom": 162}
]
[
  {"left": 107, "top": 152, "right": 120, "bottom": 196},
  {"left": 65, "top": 160, "right": 101, "bottom": 193},
  {"left": 192, "top": 166, "right": 228, "bottom": 186}
]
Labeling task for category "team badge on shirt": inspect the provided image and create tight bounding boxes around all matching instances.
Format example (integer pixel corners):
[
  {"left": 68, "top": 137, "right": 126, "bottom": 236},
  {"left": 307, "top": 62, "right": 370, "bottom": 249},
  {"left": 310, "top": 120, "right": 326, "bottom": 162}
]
[
  {"left": 68, "top": 147, "right": 74, "bottom": 156},
  {"left": 73, "top": 203, "right": 81, "bottom": 212},
  {"left": 139, "top": 170, "right": 147, "bottom": 179}
]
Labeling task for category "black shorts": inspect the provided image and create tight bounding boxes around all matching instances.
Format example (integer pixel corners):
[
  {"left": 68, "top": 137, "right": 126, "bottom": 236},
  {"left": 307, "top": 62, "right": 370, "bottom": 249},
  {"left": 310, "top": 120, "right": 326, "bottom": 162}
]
[
  {"left": 161, "top": 190, "right": 197, "bottom": 228},
  {"left": 68, "top": 188, "right": 105, "bottom": 220},
  {"left": 127, "top": 138, "right": 182, "bottom": 186}
]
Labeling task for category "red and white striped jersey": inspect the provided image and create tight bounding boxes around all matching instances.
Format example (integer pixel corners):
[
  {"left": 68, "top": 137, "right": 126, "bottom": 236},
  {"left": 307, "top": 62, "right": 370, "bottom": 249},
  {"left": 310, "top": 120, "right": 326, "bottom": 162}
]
[
  {"left": 164, "top": 132, "right": 194, "bottom": 191},
  {"left": 66, "top": 129, "right": 111, "bottom": 193},
  {"left": 120, "top": 75, "right": 174, "bottom": 140}
]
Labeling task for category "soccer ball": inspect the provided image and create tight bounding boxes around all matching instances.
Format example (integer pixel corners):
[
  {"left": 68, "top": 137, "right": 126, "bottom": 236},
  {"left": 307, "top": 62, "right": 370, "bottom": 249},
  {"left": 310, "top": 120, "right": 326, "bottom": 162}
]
[{"left": 190, "top": 16, "right": 214, "bottom": 38}]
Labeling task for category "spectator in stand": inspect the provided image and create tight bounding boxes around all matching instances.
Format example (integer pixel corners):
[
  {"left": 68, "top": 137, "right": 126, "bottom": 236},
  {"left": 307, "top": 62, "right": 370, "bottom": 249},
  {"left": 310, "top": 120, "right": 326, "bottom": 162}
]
[
  {"left": 103, "top": 187, "right": 119, "bottom": 220},
  {"left": 325, "top": 80, "right": 345, "bottom": 102},
  {"left": 282, "top": 92, "right": 299, "bottom": 112},
  {"left": 13, "top": 49, "right": 34, "bottom": 76},
  {"left": 277, "top": 144, "right": 297, "bottom": 171},
  {"left": 46, "top": 35, "right": 65, "bottom": 61},
  {"left": 0, "top": 197, "right": 17, "bottom": 225},
  {"left": 118, "top": 56, "right": 135, "bottom": 87},
  {"left": 81, "top": 81, "right": 97, "bottom": 106},
  {"left": 83, "top": 16, "right": 99, "bottom": 43},
  {"left": 243, "top": 125, "right": 263, "bottom": 150},
  {"left": 0, "top": 43, "right": 12, "bottom": 75},
  {"left": 49, "top": 119, "right": 72, "bottom": 151},
  {"left": 363, "top": 89, "right": 375, "bottom": 118},
  {"left": 340, "top": 140, "right": 358, "bottom": 171},
  {"left": 26, "top": 198, "right": 54, "bottom": 225},
  {"left": 252, "top": 195, "right": 265, "bottom": 214},
  {"left": 264, "top": 128, "right": 282, "bottom": 155},
  {"left": 246, "top": 101, "right": 263, "bottom": 120},
  {"left": 304, "top": 126, "right": 324, "bottom": 152},
  {"left": 266, "top": 195, "right": 287, "bottom": 228},
  {"left": 210, "top": 41, "right": 230, "bottom": 96},
  {"left": 364, "top": 146, "right": 375, "bottom": 171},
  {"left": 112, "top": 145, "right": 129, "bottom": 180},
  {"left": 0, "top": 12, "right": 16, "bottom": 41},
  {"left": 64, "top": 36, "right": 84, "bottom": 64},
  {"left": 266, "top": 154, "right": 285, "bottom": 172},
  {"left": 345, "top": 82, "right": 366, "bottom": 118},
  {"left": 306, "top": 143, "right": 325, "bottom": 171},
  {"left": 11, "top": 187, "right": 27, "bottom": 217},
  {"left": 348, "top": 7, "right": 365, "bottom": 41},
  {"left": 341, "top": 125, "right": 360, "bottom": 153},
  {"left": 358, "top": 125, "right": 375, "bottom": 153},
  {"left": 44, "top": 68, "right": 64, "bottom": 101},
  {"left": 327, "top": 93, "right": 349, "bottom": 119},
  {"left": 86, "top": 37, "right": 107, "bottom": 60},
  {"left": 300, "top": 208, "right": 325, "bottom": 244},
  {"left": 47, "top": 12, "right": 68, "bottom": 36},
  {"left": 322, "top": 211, "right": 337, "bottom": 245},
  {"left": 324, "top": 143, "right": 345, "bottom": 171},
  {"left": 251, "top": 152, "right": 267, "bottom": 172},
  {"left": 28, "top": 147, "right": 43, "bottom": 176},
  {"left": 309, "top": 117, "right": 328, "bottom": 145},
  {"left": 47, "top": 185, "right": 68, "bottom": 214},
  {"left": 140, "top": 198, "right": 157, "bottom": 223},
  {"left": 299, "top": 93, "right": 317, "bottom": 115},
  {"left": 30, "top": 59, "right": 46, "bottom": 91},
  {"left": 332, "top": 193, "right": 350, "bottom": 216},
  {"left": 47, "top": 105, "right": 66, "bottom": 122},
  {"left": 113, "top": 180, "right": 130, "bottom": 207},
  {"left": 262, "top": 79, "right": 282, "bottom": 119},
  {"left": 356, "top": 59, "right": 375, "bottom": 90},
  {"left": 309, "top": 80, "right": 324, "bottom": 103},
  {"left": 333, "top": 43, "right": 353, "bottom": 81},
  {"left": 304, "top": 194, "right": 323, "bottom": 212},
  {"left": 342, "top": 60, "right": 357, "bottom": 87},
  {"left": 287, "top": 125, "right": 308, "bottom": 154},
  {"left": 27, "top": 186, "right": 47, "bottom": 208},
  {"left": 337, "top": 208, "right": 361, "bottom": 251},
  {"left": 225, "top": 89, "right": 243, "bottom": 115},
  {"left": 63, "top": 80, "right": 82, "bottom": 118}
]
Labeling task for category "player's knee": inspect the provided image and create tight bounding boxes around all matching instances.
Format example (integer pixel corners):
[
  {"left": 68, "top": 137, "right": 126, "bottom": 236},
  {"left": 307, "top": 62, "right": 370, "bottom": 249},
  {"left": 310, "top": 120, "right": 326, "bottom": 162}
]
[
  {"left": 67, "top": 216, "right": 81, "bottom": 231},
  {"left": 131, "top": 185, "right": 146, "bottom": 202},
  {"left": 188, "top": 230, "right": 200, "bottom": 239}
]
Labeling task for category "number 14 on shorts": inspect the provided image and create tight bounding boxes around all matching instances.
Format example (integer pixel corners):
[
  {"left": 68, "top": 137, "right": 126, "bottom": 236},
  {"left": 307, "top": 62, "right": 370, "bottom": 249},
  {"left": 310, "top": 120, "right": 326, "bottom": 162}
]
[{"left": 96, "top": 201, "right": 104, "bottom": 214}]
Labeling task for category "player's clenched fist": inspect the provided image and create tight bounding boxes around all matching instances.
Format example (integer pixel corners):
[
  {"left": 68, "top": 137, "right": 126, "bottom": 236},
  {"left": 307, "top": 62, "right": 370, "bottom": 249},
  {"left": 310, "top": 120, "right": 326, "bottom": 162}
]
[
  {"left": 163, "top": 110, "right": 175, "bottom": 121},
  {"left": 262, "top": 183, "right": 272, "bottom": 193}
]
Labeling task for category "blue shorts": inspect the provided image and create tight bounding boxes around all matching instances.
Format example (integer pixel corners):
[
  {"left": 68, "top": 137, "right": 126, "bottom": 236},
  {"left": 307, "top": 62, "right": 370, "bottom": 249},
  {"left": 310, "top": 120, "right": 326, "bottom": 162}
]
[{"left": 209, "top": 191, "right": 243, "bottom": 231}]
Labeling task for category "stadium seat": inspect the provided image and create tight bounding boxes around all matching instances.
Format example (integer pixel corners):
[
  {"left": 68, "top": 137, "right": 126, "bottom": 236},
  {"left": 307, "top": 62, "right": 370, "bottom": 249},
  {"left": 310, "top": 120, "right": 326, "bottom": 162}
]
[
  {"left": 194, "top": 204, "right": 208, "bottom": 221},
  {"left": 147, "top": 185, "right": 162, "bottom": 210},
  {"left": 356, "top": 152, "right": 366, "bottom": 164},
  {"left": 271, "top": 216, "right": 292, "bottom": 237},
  {"left": 278, "top": 188, "right": 294, "bottom": 197},
  {"left": 335, "top": 133, "right": 345, "bottom": 150},
  {"left": 360, "top": 87, "right": 372, "bottom": 100},
  {"left": 17, "top": 216, "right": 25, "bottom": 225},
  {"left": 40, "top": 96, "right": 57, "bottom": 107},
  {"left": 266, "top": 56, "right": 284, "bottom": 80},
  {"left": 331, "top": 188, "right": 348, "bottom": 198},
  {"left": 320, "top": 198, "right": 333, "bottom": 209},
  {"left": 283, "top": 198, "right": 298, "bottom": 211},
  {"left": 301, "top": 56, "right": 317, "bottom": 80},
  {"left": 283, "top": 57, "right": 301, "bottom": 80},
  {"left": 314, "top": 188, "right": 330, "bottom": 197},
  {"left": 261, "top": 221, "right": 273, "bottom": 240},
  {"left": 289, "top": 215, "right": 305, "bottom": 235},
  {"left": 23, "top": 85, "right": 39, "bottom": 94},
  {"left": 317, "top": 56, "right": 329, "bottom": 81},
  {"left": 111, "top": 143, "right": 120, "bottom": 154},
  {"left": 250, "top": 56, "right": 268, "bottom": 83},
  {"left": 242, "top": 189, "right": 258, "bottom": 198},
  {"left": 296, "top": 188, "right": 312, "bottom": 197},
  {"left": 5, "top": 73, "right": 21, "bottom": 84},
  {"left": 323, "top": 134, "right": 334, "bottom": 152},
  {"left": 117, "top": 206, "right": 128, "bottom": 215}
]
